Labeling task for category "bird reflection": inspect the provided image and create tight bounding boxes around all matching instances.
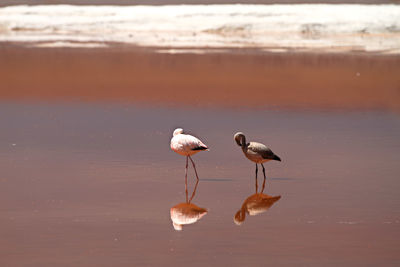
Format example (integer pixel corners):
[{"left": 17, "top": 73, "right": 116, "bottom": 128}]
[
  {"left": 170, "top": 179, "right": 208, "bottom": 231},
  {"left": 234, "top": 175, "right": 281, "bottom": 225}
]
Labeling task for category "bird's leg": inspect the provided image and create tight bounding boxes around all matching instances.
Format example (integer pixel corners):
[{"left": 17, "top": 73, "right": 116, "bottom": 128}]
[
  {"left": 255, "top": 164, "right": 258, "bottom": 193},
  {"left": 185, "top": 156, "right": 189, "bottom": 203},
  {"left": 189, "top": 178, "right": 199, "bottom": 203},
  {"left": 261, "top": 163, "right": 266, "bottom": 193},
  {"left": 188, "top": 156, "right": 200, "bottom": 180}
]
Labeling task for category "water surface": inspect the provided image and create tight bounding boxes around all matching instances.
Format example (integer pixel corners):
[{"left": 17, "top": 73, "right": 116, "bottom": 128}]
[{"left": 1, "top": 102, "right": 399, "bottom": 266}]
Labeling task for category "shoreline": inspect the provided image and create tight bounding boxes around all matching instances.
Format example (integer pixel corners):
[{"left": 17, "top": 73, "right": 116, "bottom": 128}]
[
  {"left": 1, "top": 0, "right": 399, "bottom": 6},
  {"left": 2, "top": 5, "right": 399, "bottom": 55},
  {"left": 1, "top": 43, "right": 399, "bottom": 111},
  {"left": 3, "top": 41, "right": 400, "bottom": 56}
]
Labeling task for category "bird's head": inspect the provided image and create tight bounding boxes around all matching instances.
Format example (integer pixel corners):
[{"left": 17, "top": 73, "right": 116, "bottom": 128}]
[
  {"left": 234, "top": 209, "right": 245, "bottom": 225},
  {"left": 173, "top": 128, "right": 184, "bottom": 136},
  {"left": 234, "top": 132, "right": 246, "bottom": 147},
  {"left": 172, "top": 222, "right": 183, "bottom": 231}
]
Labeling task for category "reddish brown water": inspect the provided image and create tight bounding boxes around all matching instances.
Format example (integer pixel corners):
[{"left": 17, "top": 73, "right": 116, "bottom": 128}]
[
  {"left": 1, "top": 103, "right": 399, "bottom": 266},
  {"left": 2, "top": 46, "right": 399, "bottom": 111}
]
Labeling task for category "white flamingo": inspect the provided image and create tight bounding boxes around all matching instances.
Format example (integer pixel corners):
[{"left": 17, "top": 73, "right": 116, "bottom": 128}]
[
  {"left": 170, "top": 128, "right": 208, "bottom": 181},
  {"left": 170, "top": 179, "right": 208, "bottom": 231}
]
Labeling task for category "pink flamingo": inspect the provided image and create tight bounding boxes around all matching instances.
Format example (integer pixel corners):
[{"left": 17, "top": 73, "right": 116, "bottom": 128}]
[{"left": 170, "top": 128, "right": 208, "bottom": 181}]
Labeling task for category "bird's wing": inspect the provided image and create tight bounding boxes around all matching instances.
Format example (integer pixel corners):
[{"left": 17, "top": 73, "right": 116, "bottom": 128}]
[
  {"left": 181, "top": 134, "right": 208, "bottom": 150},
  {"left": 248, "top": 142, "right": 276, "bottom": 159}
]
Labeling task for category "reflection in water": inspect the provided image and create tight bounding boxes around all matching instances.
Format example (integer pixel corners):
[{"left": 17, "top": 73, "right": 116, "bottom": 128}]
[
  {"left": 234, "top": 176, "right": 281, "bottom": 225},
  {"left": 170, "top": 179, "right": 208, "bottom": 231}
]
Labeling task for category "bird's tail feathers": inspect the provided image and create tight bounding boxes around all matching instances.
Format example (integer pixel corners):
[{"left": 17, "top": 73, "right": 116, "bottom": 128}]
[
  {"left": 273, "top": 155, "right": 281, "bottom": 161},
  {"left": 192, "top": 146, "right": 209, "bottom": 151}
]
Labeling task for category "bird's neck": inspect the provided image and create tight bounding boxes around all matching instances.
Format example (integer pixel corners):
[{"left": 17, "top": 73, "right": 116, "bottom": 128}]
[{"left": 241, "top": 144, "right": 248, "bottom": 152}]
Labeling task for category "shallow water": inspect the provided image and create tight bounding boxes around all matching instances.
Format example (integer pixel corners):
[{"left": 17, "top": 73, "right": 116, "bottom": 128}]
[{"left": 0, "top": 102, "right": 399, "bottom": 266}]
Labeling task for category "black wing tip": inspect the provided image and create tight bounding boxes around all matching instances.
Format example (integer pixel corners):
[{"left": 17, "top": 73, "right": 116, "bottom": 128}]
[
  {"left": 273, "top": 155, "right": 282, "bottom": 162},
  {"left": 192, "top": 146, "right": 208, "bottom": 151}
]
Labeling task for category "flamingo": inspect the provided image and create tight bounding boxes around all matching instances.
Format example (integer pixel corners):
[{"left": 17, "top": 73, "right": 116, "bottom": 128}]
[
  {"left": 234, "top": 132, "right": 281, "bottom": 184},
  {"left": 170, "top": 203, "right": 208, "bottom": 231},
  {"left": 170, "top": 128, "right": 208, "bottom": 181},
  {"left": 170, "top": 179, "right": 208, "bottom": 231},
  {"left": 234, "top": 189, "right": 281, "bottom": 225},
  {"left": 234, "top": 170, "right": 281, "bottom": 225}
]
